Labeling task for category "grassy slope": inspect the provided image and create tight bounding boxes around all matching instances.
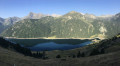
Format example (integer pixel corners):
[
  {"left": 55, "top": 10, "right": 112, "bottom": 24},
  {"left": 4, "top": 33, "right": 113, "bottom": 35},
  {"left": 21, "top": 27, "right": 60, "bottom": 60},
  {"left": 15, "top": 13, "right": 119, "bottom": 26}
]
[
  {"left": 1, "top": 34, "right": 120, "bottom": 66},
  {"left": 0, "top": 46, "right": 120, "bottom": 66}
]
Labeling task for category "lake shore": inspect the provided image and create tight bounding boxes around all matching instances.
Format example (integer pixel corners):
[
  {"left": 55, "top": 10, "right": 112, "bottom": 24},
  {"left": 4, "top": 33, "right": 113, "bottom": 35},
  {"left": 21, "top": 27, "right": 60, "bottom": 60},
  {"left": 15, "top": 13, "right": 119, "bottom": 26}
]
[{"left": 5, "top": 37, "right": 96, "bottom": 40}]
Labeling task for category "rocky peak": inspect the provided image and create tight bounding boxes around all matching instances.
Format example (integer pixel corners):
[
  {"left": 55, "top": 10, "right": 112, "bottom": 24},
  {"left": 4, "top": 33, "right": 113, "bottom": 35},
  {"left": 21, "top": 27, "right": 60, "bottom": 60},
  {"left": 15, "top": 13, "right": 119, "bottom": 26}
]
[
  {"left": 67, "top": 11, "right": 83, "bottom": 15},
  {"left": 69, "top": 11, "right": 78, "bottom": 14},
  {"left": 24, "top": 12, "right": 48, "bottom": 19},
  {"left": 84, "top": 13, "right": 96, "bottom": 19},
  {"left": 115, "top": 13, "right": 120, "bottom": 18},
  {"left": 28, "top": 12, "right": 34, "bottom": 17},
  {"left": 63, "top": 11, "right": 84, "bottom": 18},
  {"left": 4, "top": 17, "right": 21, "bottom": 26}
]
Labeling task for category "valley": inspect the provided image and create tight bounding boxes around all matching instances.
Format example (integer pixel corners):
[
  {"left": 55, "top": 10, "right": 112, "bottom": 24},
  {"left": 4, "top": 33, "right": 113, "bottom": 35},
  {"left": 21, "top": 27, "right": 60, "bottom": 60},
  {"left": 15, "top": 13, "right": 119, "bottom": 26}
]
[
  {"left": 0, "top": 0, "right": 120, "bottom": 66},
  {"left": 1, "top": 34, "right": 120, "bottom": 66}
]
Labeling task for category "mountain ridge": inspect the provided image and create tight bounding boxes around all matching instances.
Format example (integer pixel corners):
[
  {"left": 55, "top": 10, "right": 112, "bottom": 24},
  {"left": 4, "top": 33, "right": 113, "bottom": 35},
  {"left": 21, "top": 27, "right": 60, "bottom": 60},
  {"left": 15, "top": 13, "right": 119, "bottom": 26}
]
[
  {"left": 1, "top": 12, "right": 120, "bottom": 38},
  {"left": 0, "top": 11, "right": 120, "bottom": 38}
]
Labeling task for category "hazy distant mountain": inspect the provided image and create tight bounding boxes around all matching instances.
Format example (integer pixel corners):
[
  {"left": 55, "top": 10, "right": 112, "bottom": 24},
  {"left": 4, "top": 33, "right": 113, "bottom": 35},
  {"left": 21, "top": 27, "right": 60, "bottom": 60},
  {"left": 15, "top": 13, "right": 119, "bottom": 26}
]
[
  {"left": 0, "top": 23, "right": 4, "bottom": 33},
  {"left": 0, "top": 17, "right": 21, "bottom": 26},
  {"left": 0, "top": 17, "right": 4, "bottom": 23},
  {"left": 0, "top": 12, "right": 61, "bottom": 34},
  {"left": 51, "top": 14, "right": 61, "bottom": 17},
  {"left": 3, "top": 17, "right": 21, "bottom": 26},
  {"left": 0, "top": 17, "right": 5, "bottom": 33},
  {"left": 23, "top": 12, "right": 49, "bottom": 19},
  {"left": 1, "top": 11, "right": 120, "bottom": 38},
  {"left": 0, "top": 17, "right": 21, "bottom": 34},
  {"left": 23, "top": 12, "right": 61, "bottom": 19},
  {"left": 113, "top": 13, "right": 120, "bottom": 21}
]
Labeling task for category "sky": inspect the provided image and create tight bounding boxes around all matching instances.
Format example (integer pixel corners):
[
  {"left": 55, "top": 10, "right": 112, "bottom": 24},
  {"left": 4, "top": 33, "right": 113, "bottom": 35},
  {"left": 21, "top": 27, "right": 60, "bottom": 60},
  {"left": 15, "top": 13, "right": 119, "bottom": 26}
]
[{"left": 0, "top": 0, "right": 120, "bottom": 18}]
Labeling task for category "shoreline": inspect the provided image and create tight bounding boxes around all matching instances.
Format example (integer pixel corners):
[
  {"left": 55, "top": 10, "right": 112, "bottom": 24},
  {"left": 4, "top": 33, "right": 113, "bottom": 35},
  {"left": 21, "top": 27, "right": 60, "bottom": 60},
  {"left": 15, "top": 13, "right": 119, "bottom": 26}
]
[
  {"left": 5, "top": 37, "right": 105, "bottom": 40},
  {"left": 5, "top": 37, "right": 95, "bottom": 40}
]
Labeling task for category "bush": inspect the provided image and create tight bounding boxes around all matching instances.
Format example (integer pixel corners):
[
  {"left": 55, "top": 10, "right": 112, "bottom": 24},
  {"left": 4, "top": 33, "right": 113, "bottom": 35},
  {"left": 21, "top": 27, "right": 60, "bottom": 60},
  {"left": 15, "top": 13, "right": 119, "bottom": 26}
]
[{"left": 56, "top": 55, "right": 61, "bottom": 58}]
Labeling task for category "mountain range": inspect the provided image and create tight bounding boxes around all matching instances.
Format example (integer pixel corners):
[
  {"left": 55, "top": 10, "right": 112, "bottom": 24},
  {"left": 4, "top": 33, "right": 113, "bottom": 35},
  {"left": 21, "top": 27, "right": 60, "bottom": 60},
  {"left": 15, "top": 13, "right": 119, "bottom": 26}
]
[
  {"left": 0, "top": 11, "right": 120, "bottom": 38},
  {"left": 0, "top": 12, "right": 60, "bottom": 34},
  {"left": 0, "top": 17, "right": 21, "bottom": 33}
]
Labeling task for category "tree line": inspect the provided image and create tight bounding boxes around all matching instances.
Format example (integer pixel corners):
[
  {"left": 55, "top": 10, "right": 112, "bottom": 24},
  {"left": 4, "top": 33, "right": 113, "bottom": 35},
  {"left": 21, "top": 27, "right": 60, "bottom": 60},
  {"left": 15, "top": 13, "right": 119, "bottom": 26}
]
[
  {"left": 0, "top": 36, "right": 107, "bottom": 59},
  {"left": 0, "top": 37, "right": 48, "bottom": 59}
]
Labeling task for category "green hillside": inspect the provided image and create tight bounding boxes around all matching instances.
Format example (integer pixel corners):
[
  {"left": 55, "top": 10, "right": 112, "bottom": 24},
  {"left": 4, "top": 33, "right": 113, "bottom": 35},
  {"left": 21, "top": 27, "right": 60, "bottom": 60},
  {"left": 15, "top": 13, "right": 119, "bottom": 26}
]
[
  {"left": 0, "top": 33, "right": 120, "bottom": 66},
  {"left": 1, "top": 11, "right": 120, "bottom": 38}
]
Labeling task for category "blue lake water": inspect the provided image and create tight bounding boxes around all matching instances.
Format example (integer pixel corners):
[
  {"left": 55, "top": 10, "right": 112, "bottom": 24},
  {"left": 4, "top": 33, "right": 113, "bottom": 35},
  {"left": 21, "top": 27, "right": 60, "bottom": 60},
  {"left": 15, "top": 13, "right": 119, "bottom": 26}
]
[
  {"left": 27, "top": 41, "right": 92, "bottom": 51},
  {"left": 8, "top": 39, "right": 92, "bottom": 51}
]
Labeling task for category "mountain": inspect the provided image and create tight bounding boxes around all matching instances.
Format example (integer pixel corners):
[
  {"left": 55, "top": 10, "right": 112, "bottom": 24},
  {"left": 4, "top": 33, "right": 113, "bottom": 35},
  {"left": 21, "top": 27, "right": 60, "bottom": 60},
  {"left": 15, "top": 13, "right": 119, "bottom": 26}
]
[
  {"left": 23, "top": 12, "right": 49, "bottom": 19},
  {"left": 1, "top": 11, "right": 120, "bottom": 38},
  {"left": 0, "top": 17, "right": 21, "bottom": 34},
  {"left": 0, "top": 17, "right": 4, "bottom": 23},
  {"left": 0, "top": 23, "right": 4, "bottom": 33},
  {"left": 1, "top": 16, "right": 54, "bottom": 38},
  {"left": 51, "top": 14, "right": 61, "bottom": 17},
  {"left": 0, "top": 11, "right": 97, "bottom": 38},
  {"left": 0, "top": 17, "right": 5, "bottom": 33},
  {"left": 3, "top": 17, "right": 21, "bottom": 26},
  {"left": 0, "top": 17, "right": 21, "bottom": 26},
  {"left": 0, "top": 12, "right": 61, "bottom": 34},
  {"left": 23, "top": 12, "right": 61, "bottom": 19}
]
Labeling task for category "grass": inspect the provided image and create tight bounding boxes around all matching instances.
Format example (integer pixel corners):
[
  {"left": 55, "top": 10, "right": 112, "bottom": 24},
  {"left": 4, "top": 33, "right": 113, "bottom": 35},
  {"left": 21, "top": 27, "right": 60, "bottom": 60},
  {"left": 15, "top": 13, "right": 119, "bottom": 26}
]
[
  {"left": 0, "top": 46, "right": 120, "bottom": 66},
  {"left": 1, "top": 36, "right": 120, "bottom": 66}
]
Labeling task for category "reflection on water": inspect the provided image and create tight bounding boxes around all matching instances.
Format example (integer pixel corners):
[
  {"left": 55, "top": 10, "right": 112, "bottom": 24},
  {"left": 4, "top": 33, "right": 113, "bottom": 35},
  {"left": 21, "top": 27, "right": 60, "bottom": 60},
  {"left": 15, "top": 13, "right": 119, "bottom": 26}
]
[
  {"left": 27, "top": 41, "right": 92, "bottom": 51},
  {"left": 8, "top": 39, "right": 92, "bottom": 51}
]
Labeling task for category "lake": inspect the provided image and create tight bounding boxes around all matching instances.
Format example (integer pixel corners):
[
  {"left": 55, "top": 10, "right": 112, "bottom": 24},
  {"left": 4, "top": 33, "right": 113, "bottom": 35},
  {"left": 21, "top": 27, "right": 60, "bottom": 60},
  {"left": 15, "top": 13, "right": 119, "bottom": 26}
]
[{"left": 7, "top": 39, "right": 92, "bottom": 51}]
